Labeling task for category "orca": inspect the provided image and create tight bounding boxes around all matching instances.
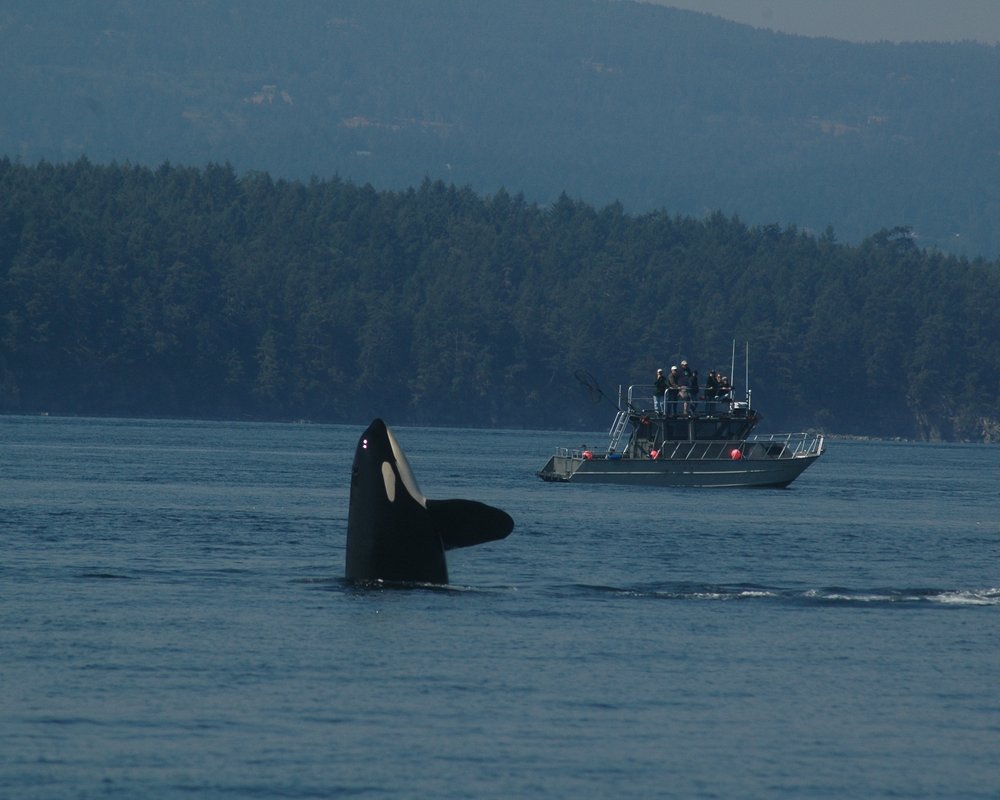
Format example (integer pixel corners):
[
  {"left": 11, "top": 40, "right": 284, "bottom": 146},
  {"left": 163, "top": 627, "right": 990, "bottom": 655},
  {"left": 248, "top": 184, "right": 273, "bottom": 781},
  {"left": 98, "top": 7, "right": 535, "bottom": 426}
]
[{"left": 345, "top": 418, "right": 514, "bottom": 584}]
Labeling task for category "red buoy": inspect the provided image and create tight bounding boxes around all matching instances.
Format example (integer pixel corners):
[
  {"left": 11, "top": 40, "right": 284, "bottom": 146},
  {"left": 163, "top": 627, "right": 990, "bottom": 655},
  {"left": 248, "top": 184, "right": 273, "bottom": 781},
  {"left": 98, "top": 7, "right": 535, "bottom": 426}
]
[{"left": 730, "top": 448, "right": 742, "bottom": 460}]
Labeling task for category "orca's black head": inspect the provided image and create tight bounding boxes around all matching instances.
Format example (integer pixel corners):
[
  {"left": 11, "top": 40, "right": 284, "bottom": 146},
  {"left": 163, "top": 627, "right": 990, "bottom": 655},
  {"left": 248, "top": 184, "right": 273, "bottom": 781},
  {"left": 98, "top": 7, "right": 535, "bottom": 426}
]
[{"left": 351, "top": 418, "right": 425, "bottom": 507}]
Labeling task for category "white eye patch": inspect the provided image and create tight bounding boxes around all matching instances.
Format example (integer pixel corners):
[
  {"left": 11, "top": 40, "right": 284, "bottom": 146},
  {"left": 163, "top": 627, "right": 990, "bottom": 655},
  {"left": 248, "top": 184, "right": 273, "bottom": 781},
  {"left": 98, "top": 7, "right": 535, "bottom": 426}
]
[
  {"left": 381, "top": 461, "right": 396, "bottom": 502},
  {"left": 384, "top": 426, "right": 427, "bottom": 508}
]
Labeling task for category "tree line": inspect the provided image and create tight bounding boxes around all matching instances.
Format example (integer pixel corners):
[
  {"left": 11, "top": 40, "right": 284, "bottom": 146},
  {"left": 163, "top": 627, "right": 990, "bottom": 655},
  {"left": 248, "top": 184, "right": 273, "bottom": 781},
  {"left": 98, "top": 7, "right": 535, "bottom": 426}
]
[{"left": 1, "top": 158, "right": 998, "bottom": 440}]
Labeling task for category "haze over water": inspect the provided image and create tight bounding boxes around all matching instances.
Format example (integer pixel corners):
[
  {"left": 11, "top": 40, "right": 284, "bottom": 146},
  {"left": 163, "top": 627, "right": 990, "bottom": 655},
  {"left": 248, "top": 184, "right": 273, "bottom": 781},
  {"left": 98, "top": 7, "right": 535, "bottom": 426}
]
[{"left": 2, "top": 416, "right": 998, "bottom": 798}]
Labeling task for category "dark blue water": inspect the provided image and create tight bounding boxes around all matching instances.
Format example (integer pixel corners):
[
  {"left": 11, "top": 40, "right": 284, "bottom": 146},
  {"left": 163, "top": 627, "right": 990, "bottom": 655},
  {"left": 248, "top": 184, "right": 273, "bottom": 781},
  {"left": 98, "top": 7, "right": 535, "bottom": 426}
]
[{"left": 2, "top": 415, "right": 998, "bottom": 799}]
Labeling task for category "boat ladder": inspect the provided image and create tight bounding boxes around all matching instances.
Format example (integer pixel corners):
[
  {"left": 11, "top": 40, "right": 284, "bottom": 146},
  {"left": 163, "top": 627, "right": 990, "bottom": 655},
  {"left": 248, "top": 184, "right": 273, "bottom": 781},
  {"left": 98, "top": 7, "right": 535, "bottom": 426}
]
[{"left": 608, "top": 409, "right": 630, "bottom": 454}]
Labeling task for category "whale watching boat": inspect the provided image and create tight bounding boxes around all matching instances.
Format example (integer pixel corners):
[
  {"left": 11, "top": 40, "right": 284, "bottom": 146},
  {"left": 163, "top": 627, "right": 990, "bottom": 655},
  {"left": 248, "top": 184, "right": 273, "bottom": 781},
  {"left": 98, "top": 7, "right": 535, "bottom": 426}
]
[{"left": 537, "top": 377, "right": 824, "bottom": 488}]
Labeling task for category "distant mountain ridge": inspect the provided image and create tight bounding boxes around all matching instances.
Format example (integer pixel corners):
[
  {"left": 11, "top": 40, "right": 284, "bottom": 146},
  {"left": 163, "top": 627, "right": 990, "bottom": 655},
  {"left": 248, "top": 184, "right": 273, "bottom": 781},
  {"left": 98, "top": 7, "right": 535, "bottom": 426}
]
[{"left": 2, "top": 0, "right": 1000, "bottom": 257}]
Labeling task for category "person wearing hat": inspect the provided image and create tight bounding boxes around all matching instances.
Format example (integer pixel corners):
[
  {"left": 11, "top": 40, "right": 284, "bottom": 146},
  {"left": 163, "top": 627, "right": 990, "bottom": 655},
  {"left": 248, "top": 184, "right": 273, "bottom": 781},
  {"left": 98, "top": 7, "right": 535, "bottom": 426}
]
[
  {"left": 654, "top": 368, "right": 668, "bottom": 414},
  {"left": 666, "top": 365, "right": 681, "bottom": 414},
  {"left": 677, "top": 360, "right": 693, "bottom": 414}
]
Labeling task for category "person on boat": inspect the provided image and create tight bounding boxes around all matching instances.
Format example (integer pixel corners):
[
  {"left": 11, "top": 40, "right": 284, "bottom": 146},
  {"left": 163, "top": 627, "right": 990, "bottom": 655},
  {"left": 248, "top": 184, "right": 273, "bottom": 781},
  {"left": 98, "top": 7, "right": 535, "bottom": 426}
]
[
  {"left": 718, "top": 374, "right": 733, "bottom": 404},
  {"left": 678, "top": 360, "right": 692, "bottom": 415},
  {"left": 654, "top": 368, "right": 668, "bottom": 413},
  {"left": 705, "top": 370, "right": 721, "bottom": 412},
  {"left": 705, "top": 370, "right": 719, "bottom": 399},
  {"left": 666, "top": 366, "right": 681, "bottom": 414},
  {"left": 689, "top": 369, "right": 700, "bottom": 415}
]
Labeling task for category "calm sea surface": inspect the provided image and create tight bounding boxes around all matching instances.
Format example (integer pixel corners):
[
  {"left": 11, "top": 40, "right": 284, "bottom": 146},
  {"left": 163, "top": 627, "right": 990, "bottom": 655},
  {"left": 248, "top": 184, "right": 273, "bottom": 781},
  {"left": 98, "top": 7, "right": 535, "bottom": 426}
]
[{"left": 2, "top": 415, "right": 998, "bottom": 799}]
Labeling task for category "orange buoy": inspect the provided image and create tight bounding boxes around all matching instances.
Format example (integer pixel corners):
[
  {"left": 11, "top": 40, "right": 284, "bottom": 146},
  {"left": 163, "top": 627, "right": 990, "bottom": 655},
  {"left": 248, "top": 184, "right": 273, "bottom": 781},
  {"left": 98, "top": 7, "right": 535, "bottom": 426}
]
[{"left": 730, "top": 448, "right": 742, "bottom": 460}]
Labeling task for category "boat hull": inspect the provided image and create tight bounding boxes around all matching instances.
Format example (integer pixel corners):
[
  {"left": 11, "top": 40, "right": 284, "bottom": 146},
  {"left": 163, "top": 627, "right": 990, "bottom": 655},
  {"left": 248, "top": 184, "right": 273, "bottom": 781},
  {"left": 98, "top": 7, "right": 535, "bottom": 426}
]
[{"left": 537, "top": 450, "right": 821, "bottom": 488}]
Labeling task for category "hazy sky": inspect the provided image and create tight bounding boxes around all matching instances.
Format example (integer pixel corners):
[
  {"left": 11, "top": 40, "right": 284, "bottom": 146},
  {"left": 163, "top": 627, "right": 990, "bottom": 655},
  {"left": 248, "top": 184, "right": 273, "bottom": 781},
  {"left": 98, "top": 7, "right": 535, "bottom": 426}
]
[{"left": 647, "top": 0, "right": 1000, "bottom": 43}]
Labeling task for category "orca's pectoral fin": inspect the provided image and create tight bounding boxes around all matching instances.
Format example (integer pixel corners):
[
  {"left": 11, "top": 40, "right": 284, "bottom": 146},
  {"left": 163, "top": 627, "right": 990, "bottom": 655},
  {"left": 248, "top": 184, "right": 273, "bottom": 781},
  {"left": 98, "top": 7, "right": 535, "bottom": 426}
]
[{"left": 427, "top": 499, "right": 514, "bottom": 550}]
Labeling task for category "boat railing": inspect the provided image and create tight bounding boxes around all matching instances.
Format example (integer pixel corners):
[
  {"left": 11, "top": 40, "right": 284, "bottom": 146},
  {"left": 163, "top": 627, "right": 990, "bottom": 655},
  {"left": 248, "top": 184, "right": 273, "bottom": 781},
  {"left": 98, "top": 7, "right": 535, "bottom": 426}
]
[
  {"left": 552, "top": 432, "right": 823, "bottom": 462},
  {"left": 658, "top": 441, "right": 739, "bottom": 460},
  {"left": 626, "top": 384, "right": 738, "bottom": 417},
  {"left": 745, "top": 432, "right": 825, "bottom": 458},
  {"left": 658, "top": 432, "right": 824, "bottom": 460},
  {"left": 552, "top": 446, "right": 609, "bottom": 460}
]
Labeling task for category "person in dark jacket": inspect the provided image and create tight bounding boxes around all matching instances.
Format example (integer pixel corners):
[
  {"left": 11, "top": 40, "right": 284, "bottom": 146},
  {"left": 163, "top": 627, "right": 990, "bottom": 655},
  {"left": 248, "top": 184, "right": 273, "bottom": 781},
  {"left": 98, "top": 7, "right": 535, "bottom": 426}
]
[
  {"left": 654, "top": 368, "right": 668, "bottom": 413},
  {"left": 705, "top": 370, "right": 721, "bottom": 412}
]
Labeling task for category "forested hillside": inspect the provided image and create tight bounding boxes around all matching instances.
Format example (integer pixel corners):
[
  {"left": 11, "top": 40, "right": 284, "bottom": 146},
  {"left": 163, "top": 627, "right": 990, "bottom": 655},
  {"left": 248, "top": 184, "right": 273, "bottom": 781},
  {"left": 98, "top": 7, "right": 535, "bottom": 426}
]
[
  {"left": 2, "top": 0, "right": 1000, "bottom": 257},
  {"left": 1, "top": 159, "right": 998, "bottom": 440}
]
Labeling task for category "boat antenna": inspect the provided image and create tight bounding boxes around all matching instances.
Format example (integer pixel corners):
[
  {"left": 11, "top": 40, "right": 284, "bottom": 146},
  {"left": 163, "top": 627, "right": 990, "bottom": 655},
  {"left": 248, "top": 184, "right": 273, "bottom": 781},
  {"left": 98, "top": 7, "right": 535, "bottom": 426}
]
[
  {"left": 745, "top": 341, "right": 751, "bottom": 405},
  {"left": 730, "top": 339, "right": 736, "bottom": 392}
]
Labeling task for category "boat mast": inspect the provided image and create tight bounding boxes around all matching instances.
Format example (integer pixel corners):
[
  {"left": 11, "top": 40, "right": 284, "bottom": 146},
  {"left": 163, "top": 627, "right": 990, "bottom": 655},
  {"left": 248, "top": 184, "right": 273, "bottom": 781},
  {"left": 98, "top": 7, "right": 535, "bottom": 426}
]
[
  {"left": 730, "top": 340, "right": 736, "bottom": 394},
  {"left": 745, "top": 341, "right": 751, "bottom": 406}
]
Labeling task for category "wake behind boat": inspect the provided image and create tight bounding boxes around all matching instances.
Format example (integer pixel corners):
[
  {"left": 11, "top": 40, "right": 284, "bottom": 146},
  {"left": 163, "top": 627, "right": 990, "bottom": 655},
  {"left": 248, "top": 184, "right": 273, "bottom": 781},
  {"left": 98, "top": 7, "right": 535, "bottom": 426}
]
[{"left": 537, "top": 374, "right": 824, "bottom": 488}]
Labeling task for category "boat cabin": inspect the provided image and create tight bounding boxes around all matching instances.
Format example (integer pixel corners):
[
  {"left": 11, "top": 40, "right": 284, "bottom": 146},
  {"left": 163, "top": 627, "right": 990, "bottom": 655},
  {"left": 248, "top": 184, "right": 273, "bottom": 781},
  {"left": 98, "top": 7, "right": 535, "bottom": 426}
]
[{"left": 609, "top": 384, "right": 759, "bottom": 457}]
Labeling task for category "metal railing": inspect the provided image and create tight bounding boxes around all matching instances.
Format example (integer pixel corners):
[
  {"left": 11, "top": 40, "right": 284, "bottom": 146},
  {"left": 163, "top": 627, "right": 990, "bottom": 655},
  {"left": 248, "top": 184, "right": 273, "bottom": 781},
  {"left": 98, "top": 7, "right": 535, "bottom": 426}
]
[
  {"left": 553, "top": 432, "right": 824, "bottom": 462},
  {"left": 628, "top": 384, "right": 737, "bottom": 417},
  {"left": 744, "top": 432, "right": 825, "bottom": 458}
]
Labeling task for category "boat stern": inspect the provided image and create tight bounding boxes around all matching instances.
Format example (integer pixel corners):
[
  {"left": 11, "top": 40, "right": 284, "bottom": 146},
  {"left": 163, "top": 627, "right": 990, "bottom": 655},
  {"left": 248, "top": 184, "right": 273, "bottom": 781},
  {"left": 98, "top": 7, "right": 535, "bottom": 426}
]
[{"left": 536, "top": 452, "right": 582, "bottom": 482}]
